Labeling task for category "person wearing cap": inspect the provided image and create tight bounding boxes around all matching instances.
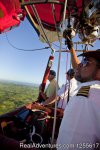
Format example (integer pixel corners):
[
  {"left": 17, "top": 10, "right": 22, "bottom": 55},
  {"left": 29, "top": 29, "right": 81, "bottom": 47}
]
[
  {"left": 57, "top": 36, "right": 100, "bottom": 149},
  {"left": 57, "top": 68, "right": 78, "bottom": 109},
  {"left": 43, "top": 68, "right": 78, "bottom": 110},
  {"left": 40, "top": 70, "right": 58, "bottom": 103}
]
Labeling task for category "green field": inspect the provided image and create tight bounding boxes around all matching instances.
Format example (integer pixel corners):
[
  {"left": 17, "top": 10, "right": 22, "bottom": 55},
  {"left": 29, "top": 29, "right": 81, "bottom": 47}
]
[{"left": 0, "top": 81, "right": 39, "bottom": 115}]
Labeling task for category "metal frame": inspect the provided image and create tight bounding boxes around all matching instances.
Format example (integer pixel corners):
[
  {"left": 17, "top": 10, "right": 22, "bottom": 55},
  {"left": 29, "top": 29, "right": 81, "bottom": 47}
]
[{"left": 21, "top": 0, "right": 64, "bottom": 6}]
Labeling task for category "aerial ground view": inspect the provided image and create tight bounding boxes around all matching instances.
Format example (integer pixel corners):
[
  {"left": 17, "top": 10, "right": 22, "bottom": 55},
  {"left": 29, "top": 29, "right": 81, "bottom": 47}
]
[{"left": 0, "top": 81, "right": 39, "bottom": 115}]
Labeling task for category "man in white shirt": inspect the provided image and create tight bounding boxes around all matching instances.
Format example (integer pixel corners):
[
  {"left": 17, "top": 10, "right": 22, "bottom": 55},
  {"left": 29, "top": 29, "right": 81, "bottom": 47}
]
[
  {"left": 57, "top": 69, "right": 78, "bottom": 110},
  {"left": 57, "top": 37, "right": 100, "bottom": 149}
]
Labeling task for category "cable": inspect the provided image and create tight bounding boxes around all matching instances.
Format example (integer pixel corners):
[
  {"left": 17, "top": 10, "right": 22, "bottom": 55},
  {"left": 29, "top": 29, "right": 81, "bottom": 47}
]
[
  {"left": 51, "top": 0, "right": 68, "bottom": 146},
  {"left": 5, "top": 33, "right": 50, "bottom": 52},
  {"left": 52, "top": 43, "right": 66, "bottom": 50}
]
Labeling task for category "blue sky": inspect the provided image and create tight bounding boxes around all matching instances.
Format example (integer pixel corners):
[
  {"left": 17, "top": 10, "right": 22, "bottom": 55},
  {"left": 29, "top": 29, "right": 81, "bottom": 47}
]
[{"left": 0, "top": 18, "right": 99, "bottom": 86}]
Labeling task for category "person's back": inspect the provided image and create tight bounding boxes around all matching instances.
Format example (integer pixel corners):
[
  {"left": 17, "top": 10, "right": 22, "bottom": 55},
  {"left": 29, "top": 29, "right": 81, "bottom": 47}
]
[
  {"left": 57, "top": 69, "right": 79, "bottom": 109},
  {"left": 45, "top": 77, "right": 57, "bottom": 98}
]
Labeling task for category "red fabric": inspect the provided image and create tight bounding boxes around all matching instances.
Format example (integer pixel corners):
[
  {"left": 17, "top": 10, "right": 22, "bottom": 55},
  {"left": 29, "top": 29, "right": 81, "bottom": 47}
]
[
  {"left": 23, "top": 0, "right": 86, "bottom": 31},
  {"left": 0, "top": 0, "right": 26, "bottom": 33},
  {"left": 23, "top": 0, "right": 64, "bottom": 31}
]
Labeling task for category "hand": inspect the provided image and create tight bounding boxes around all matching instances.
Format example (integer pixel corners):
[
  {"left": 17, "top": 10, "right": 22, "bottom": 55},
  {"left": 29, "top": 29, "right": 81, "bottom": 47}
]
[
  {"left": 66, "top": 38, "right": 73, "bottom": 50},
  {"left": 40, "top": 91, "right": 47, "bottom": 100},
  {"left": 63, "top": 29, "right": 73, "bottom": 50}
]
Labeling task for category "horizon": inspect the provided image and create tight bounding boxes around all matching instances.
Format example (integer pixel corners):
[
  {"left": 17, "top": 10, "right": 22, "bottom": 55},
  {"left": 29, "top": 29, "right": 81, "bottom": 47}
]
[{"left": 0, "top": 79, "right": 39, "bottom": 86}]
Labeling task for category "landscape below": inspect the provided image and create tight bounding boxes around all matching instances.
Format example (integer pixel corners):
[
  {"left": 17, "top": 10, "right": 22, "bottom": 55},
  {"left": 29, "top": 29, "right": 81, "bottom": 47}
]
[{"left": 0, "top": 80, "right": 39, "bottom": 115}]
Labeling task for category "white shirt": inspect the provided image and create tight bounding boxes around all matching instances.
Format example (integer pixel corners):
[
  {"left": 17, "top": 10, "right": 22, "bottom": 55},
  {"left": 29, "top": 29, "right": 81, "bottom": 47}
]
[
  {"left": 57, "top": 78, "right": 78, "bottom": 109},
  {"left": 57, "top": 80, "right": 100, "bottom": 150}
]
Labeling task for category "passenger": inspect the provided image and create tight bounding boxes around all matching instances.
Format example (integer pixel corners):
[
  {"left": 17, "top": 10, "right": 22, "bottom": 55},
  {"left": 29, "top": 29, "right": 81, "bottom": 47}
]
[
  {"left": 27, "top": 70, "right": 58, "bottom": 113},
  {"left": 57, "top": 36, "right": 100, "bottom": 149},
  {"left": 39, "top": 70, "right": 58, "bottom": 103},
  {"left": 42, "top": 69, "right": 78, "bottom": 110},
  {"left": 57, "top": 68, "right": 78, "bottom": 109}
]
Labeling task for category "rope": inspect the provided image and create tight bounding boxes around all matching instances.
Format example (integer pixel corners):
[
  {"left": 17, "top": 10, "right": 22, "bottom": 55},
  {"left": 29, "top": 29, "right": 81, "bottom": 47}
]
[
  {"left": 23, "top": 1, "right": 55, "bottom": 53},
  {"left": 51, "top": 4, "right": 61, "bottom": 44},
  {"left": 51, "top": 0, "right": 68, "bottom": 146},
  {"left": 61, "top": 51, "right": 69, "bottom": 108},
  {"left": 31, "top": 4, "right": 54, "bottom": 53},
  {"left": 67, "top": 56, "right": 72, "bottom": 102},
  {"left": 5, "top": 33, "right": 50, "bottom": 52}
]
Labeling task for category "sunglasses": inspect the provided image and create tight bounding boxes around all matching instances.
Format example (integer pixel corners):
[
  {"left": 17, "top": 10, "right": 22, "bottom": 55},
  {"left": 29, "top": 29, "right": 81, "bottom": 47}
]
[{"left": 81, "top": 57, "right": 92, "bottom": 67}]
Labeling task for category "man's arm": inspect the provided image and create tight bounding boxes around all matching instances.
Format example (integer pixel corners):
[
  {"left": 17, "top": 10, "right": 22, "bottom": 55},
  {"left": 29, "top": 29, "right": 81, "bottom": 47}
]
[
  {"left": 64, "top": 30, "right": 80, "bottom": 69},
  {"left": 40, "top": 91, "right": 48, "bottom": 100},
  {"left": 70, "top": 47, "right": 80, "bottom": 69},
  {"left": 42, "top": 95, "right": 59, "bottom": 106}
]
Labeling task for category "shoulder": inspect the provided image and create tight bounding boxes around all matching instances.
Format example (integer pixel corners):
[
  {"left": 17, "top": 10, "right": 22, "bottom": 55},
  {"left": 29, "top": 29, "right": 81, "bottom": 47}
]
[
  {"left": 50, "top": 79, "right": 58, "bottom": 87},
  {"left": 89, "top": 83, "right": 100, "bottom": 101},
  {"left": 76, "top": 81, "right": 100, "bottom": 100},
  {"left": 70, "top": 78, "right": 79, "bottom": 91},
  {"left": 51, "top": 79, "right": 56, "bottom": 83},
  {"left": 49, "top": 79, "right": 57, "bottom": 89},
  {"left": 91, "top": 83, "right": 100, "bottom": 89},
  {"left": 70, "top": 78, "right": 79, "bottom": 85},
  {"left": 76, "top": 85, "right": 90, "bottom": 97}
]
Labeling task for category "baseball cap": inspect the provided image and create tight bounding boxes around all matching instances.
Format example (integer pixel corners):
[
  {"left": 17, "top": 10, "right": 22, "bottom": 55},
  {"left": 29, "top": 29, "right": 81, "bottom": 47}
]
[
  {"left": 50, "top": 70, "right": 56, "bottom": 77},
  {"left": 78, "top": 49, "right": 100, "bottom": 62}
]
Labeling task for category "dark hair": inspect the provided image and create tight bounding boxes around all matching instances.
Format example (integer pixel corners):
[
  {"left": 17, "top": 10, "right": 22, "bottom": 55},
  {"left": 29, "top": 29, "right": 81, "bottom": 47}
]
[
  {"left": 67, "top": 69, "right": 75, "bottom": 78},
  {"left": 50, "top": 70, "right": 56, "bottom": 77}
]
